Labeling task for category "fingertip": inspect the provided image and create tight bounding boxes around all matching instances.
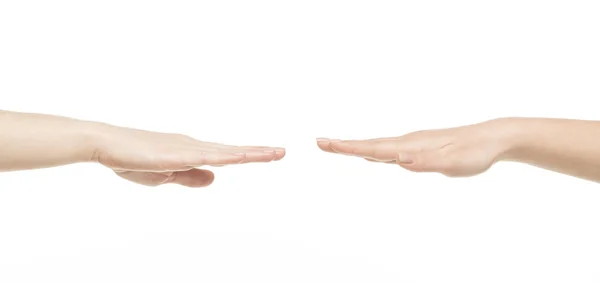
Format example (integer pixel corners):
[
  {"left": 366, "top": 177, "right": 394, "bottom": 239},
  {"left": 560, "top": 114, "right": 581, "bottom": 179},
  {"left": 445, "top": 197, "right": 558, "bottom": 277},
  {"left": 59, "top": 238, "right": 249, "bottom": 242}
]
[
  {"left": 202, "top": 173, "right": 215, "bottom": 187},
  {"left": 275, "top": 149, "right": 286, "bottom": 160},
  {"left": 316, "top": 142, "right": 332, "bottom": 152},
  {"left": 317, "top": 138, "right": 342, "bottom": 153},
  {"left": 196, "top": 170, "right": 215, "bottom": 187},
  {"left": 265, "top": 150, "right": 277, "bottom": 161}
]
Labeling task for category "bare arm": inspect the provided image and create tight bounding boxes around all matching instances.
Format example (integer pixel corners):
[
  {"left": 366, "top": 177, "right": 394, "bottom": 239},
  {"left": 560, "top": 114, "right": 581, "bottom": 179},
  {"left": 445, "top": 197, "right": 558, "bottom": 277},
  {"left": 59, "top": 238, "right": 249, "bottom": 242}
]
[
  {"left": 0, "top": 110, "right": 98, "bottom": 171},
  {"left": 317, "top": 117, "right": 600, "bottom": 183},
  {"left": 499, "top": 117, "right": 600, "bottom": 182},
  {"left": 0, "top": 110, "right": 285, "bottom": 187}
]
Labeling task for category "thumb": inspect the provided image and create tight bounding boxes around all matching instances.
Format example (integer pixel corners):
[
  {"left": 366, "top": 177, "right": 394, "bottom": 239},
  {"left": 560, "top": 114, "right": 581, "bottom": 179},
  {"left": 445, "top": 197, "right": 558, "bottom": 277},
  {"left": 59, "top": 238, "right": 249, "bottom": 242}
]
[
  {"left": 115, "top": 169, "right": 215, "bottom": 187},
  {"left": 396, "top": 151, "right": 449, "bottom": 174}
]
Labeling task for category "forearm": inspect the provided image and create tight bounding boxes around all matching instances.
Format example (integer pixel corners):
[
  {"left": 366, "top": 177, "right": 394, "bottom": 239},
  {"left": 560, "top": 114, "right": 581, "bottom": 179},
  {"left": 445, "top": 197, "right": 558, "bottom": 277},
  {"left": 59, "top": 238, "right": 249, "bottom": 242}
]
[
  {"left": 0, "top": 110, "right": 99, "bottom": 172},
  {"left": 495, "top": 117, "right": 600, "bottom": 182}
]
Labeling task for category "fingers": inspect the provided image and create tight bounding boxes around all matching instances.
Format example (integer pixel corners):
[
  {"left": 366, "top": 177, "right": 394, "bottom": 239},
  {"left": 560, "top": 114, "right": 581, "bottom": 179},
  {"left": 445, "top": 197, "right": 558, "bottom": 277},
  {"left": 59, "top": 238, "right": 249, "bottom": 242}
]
[
  {"left": 237, "top": 147, "right": 286, "bottom": 162},
  {"left": 316, "top": 137, "right": 451, "bottom": 173},
  {"left": 115, "top": 169, "right": 215, "bottom": 188},
  {"left": 120, "top": 149, "right": 284, "bottom": 172},
  {"left": 341, "top": 148, "right": 452, "bottom": 174},
  {"left": 394, "top": 151, "right": 447, "bottom": 173},
  {"left": 326, "top": 139, "right": 399, "bottom": 161},
  {"left": 180, "top": 149, "right": 282, "bottom": 168},
  {"left": 201, "top": 143, "right": 286, "bottom": 161},
  {"left": 231, "top": 146, "right": 286, "bottom": 159},
  {"left": 190, "top": 143, "right": 286, "bottom": 163},
  {"left": 186, "top": 138, "right": 286, "bottom": 161},
  {"left": 171, "top": 146, "right": 285, "bottom": 169},
  {"left": 182, "top": 151, "right": 247, "bottom": 167},
  {"left": 239, "top": 150, "right": 278, "bottom": 163},
  {"left": 316, "top": 138, "right": 338, "bottom": 153}
]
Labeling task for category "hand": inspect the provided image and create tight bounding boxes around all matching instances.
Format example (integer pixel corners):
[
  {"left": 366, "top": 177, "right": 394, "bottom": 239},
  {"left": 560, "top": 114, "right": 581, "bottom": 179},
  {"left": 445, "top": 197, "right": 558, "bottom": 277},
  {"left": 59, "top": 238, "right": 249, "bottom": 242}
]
[
  {"left": 91, "top": 124, "right": 285, "bottom": 187},
  {"left": 316, "top": 119, "right": 512, "bottom": 177}
]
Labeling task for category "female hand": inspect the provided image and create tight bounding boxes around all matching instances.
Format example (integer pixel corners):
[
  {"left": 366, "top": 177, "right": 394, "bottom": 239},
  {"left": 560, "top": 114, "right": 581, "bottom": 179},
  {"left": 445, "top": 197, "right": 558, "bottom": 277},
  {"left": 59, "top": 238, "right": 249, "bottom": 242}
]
[
  {"left": 0, "top": 110, "right": 285, "bottom": 187},
  {"left": 316, "top": 120, "right": 512, "bottom": 177},
  {"left": 91, "top": 124, "right": 286, "bottom": 187}
]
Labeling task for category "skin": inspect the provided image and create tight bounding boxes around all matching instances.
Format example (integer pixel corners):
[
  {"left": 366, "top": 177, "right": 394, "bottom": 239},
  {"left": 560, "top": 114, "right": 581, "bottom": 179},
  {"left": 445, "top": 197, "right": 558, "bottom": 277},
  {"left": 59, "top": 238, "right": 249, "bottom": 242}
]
[
  {"left": 0, "top": 110, "right": 285, "bottom": 187},
  {"left": 3, "top": 111, "right": 600, "bottom": 186},
  {"left": 317, "top": 117, "right": 600, "bottom": 183}
]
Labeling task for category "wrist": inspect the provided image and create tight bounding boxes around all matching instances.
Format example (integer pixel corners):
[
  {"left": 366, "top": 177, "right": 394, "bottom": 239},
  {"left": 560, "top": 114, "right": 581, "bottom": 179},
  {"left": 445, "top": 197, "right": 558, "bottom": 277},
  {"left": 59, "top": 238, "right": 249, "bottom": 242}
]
[
  {"left": 481, "top": 117, "right": 532, "bottom": 162},
  {"left": 71, "top": 120, "right": 110, "bottom": 163}
]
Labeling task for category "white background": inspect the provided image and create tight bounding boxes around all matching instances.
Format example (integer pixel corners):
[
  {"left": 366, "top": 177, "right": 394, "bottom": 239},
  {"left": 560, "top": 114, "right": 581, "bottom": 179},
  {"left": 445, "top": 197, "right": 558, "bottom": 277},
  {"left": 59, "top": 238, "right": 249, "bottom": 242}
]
[{"left": 1, "top": 0, "right": 600, "bottom": 282}]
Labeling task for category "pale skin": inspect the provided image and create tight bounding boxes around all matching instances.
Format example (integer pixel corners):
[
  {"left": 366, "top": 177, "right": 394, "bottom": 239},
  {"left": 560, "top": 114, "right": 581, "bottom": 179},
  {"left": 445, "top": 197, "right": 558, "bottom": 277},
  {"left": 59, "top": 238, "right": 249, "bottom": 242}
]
[
  {"left": 0, "top": 110, "right": 285, "bottom": 187},
  {"left": 317, "top": 117, "right": 600, "bottom": 183},
  {"left": 3, "top": 111, "right": 600, "bottom": 185}
]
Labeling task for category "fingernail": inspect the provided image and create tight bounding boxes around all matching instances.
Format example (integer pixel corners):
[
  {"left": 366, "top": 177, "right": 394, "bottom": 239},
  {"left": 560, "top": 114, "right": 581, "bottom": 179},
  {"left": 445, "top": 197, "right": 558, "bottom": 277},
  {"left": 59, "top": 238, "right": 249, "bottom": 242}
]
[
  {"left": 397, "top": 153, "right": 414, "bottom": 164},
  {"left": 263, "top": 150, "right": 276, "bottom": 154},
  {"left": 316, "top": 138, "right": 330, "bottom": 142}
]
